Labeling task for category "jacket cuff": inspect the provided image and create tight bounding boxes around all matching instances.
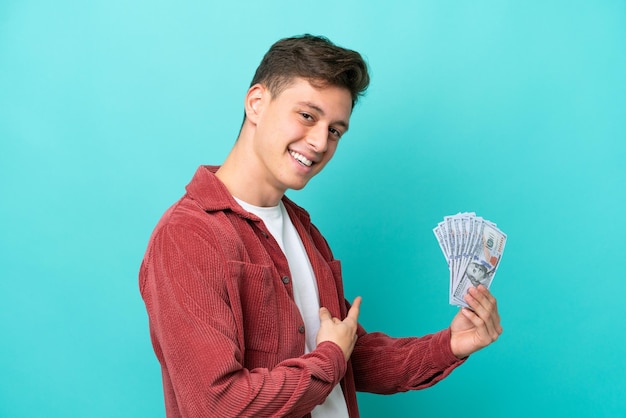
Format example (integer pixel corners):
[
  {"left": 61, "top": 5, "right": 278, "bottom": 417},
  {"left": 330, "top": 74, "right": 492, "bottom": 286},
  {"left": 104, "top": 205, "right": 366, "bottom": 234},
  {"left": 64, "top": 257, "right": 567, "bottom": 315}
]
[
  {"left": 432, "top": 328, "right": 466, "bottom": 367},
  {"left": 315, "top": 341, "right": 348, "bottom": 385}
]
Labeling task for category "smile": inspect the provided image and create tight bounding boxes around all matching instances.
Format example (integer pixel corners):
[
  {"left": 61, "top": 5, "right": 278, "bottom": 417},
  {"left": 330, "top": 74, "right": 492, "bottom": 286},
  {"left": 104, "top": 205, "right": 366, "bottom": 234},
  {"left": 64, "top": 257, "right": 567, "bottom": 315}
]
[{"left": 289, "top": 150, "right": 313, "bottom": 167}]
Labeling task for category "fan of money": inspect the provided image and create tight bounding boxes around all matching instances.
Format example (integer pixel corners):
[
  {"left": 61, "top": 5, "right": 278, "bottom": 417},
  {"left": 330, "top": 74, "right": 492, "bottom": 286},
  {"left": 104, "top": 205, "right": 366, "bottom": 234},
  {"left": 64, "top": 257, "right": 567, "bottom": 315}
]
[{"left": 433, "top": 213, "right": 507, "bottom": 308}]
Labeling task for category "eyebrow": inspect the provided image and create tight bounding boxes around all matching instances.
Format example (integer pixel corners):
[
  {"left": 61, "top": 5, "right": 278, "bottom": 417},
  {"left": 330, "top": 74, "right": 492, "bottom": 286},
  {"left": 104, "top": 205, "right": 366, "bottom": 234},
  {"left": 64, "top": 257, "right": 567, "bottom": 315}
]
[{"left": 298, "top": 101, "right": 350, "bottom": 130}]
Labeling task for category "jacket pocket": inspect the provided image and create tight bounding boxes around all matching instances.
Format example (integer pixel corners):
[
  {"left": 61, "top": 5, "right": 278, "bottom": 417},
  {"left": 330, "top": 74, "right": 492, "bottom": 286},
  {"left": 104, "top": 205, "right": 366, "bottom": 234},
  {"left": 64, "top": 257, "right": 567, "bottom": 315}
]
[{"left": 227, "top": 261, "right": 279, "bottom": 354}]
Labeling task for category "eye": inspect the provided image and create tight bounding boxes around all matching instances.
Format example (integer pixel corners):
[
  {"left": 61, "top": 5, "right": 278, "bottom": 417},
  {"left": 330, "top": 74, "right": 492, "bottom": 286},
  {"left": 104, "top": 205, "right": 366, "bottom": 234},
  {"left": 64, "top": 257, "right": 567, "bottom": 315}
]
[
  {"left": 300, "top": 112, "right": 314, "bottom": 121},
  {"left": 329, "top": 127, "right": 343, "bottom": 139}
]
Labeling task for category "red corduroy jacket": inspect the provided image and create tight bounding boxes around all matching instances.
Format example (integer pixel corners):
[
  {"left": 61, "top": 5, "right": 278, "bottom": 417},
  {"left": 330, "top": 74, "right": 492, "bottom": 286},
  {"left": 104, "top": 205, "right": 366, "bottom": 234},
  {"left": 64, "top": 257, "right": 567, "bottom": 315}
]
[{"left": 139, "top": 166, "right": 464, "bottom": 417}]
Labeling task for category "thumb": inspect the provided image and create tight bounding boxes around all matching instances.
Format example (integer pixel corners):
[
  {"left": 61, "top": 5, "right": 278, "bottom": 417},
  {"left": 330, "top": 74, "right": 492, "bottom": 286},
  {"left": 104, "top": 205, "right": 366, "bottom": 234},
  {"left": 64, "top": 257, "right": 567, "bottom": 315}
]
[{"left": 319, "top": 307, "right": 332, "bottom": 322}]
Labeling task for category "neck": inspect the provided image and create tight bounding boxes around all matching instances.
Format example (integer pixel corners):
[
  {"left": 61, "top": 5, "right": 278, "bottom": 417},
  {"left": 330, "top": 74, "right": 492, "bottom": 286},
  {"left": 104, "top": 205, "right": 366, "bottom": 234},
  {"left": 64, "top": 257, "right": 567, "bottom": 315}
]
[{"left": 215, "top": 129, "right": 285, "bottom": 207}]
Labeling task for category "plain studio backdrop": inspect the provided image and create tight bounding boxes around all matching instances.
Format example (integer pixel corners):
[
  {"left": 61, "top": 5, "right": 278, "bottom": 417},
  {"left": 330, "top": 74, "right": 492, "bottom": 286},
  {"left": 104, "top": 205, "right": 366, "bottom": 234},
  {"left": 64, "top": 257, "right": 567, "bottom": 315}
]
[{"left": 1, "top": 1, "right": 625, "bottom": 417}]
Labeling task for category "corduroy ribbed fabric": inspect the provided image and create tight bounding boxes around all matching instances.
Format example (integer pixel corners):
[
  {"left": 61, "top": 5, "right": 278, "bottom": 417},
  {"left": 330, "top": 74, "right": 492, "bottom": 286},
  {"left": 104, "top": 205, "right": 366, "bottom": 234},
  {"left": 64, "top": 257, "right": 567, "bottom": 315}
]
[{"left": 139, "top": 166, "right": 465, "bottom": 417}]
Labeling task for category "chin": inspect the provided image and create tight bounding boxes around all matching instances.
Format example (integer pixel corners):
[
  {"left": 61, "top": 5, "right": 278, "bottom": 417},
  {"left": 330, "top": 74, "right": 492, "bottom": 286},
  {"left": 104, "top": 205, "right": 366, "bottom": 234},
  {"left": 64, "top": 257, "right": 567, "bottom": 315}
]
[
  {"left": 283, "top": 171, "right": 317, "bottom": 191},
  {"left": 289, "top": 176, "right": 314, "bottom": 191},
  {"left": 289, "top": 182, "right": 308, "bottom": 191}
]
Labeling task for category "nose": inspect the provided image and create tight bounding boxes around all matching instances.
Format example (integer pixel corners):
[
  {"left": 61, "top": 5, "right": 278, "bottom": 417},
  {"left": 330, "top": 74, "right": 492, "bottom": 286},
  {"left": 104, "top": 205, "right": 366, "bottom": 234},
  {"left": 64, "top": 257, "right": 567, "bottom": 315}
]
[{"left": 306, "top": 125, "right": 328, "bottom": 153}]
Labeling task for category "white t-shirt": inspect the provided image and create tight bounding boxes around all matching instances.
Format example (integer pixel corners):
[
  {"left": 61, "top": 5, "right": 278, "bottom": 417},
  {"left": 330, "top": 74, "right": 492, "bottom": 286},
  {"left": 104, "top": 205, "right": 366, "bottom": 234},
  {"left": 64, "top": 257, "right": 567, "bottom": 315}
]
[{"left": 235, "top": 198, "right": 349, "bottom": 418}]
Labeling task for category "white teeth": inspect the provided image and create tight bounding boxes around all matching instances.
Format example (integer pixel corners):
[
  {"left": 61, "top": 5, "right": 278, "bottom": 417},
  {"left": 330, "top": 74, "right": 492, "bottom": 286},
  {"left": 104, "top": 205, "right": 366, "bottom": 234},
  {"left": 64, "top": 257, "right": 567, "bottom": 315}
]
[{"left": 289, "top": 151, "right": 313, "bottom": 167}]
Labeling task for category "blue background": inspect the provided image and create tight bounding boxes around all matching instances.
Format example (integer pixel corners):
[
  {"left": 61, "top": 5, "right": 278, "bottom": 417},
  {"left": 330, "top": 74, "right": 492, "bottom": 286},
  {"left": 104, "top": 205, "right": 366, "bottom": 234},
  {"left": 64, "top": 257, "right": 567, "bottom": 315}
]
[{"left": 1, "top": 1, "right": 625, "bottom": 417}]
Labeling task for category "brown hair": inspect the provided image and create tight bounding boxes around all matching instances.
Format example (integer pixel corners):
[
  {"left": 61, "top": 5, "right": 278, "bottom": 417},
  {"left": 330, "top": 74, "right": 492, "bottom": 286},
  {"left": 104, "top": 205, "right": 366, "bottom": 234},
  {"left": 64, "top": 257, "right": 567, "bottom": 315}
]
[{"left": 250, "top": 34, "right": 370, "bottom": 108}]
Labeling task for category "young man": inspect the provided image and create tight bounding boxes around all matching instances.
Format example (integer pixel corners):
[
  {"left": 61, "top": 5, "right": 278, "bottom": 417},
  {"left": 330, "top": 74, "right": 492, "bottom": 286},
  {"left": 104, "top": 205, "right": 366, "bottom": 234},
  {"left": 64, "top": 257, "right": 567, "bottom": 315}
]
[{"left": 139, "top": 34, "right": 503, "bottom": 417}]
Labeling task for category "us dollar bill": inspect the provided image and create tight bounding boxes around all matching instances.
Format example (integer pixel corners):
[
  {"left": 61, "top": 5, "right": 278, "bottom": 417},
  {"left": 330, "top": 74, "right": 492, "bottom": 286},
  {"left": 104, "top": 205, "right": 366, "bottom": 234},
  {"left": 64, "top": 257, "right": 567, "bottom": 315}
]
[{"left": 434, "top": 214, "right": 506, "bottom": 308}]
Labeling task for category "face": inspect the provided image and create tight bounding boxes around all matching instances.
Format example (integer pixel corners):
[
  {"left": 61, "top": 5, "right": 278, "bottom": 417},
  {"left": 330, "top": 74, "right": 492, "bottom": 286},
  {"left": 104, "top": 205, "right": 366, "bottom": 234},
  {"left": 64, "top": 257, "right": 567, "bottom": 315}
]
[
  {"left": 466, "top": 262, "right": 487, "bottom": 286},
  {"left": 246, "top": 78, "right": 352, "bottom": 198}
]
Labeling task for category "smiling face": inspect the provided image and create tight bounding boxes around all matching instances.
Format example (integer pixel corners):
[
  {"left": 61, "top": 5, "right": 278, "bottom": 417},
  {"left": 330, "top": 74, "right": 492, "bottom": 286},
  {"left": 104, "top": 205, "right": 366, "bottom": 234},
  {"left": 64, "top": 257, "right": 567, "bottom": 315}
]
[{"left": 244, "top": 77, "right": 352, "bottom": 202}]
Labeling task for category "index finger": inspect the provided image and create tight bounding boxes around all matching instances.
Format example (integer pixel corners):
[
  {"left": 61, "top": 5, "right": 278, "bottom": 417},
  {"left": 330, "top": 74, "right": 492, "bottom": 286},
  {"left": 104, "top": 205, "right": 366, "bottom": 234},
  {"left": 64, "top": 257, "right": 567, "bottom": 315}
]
[
  {"left": 466, "top": 287, "right": 500, "bottom": 323},
  {"left": 473, "top": 285, "right": 498, "bottom": 309},
  {"left": 346, "top": 296, "right": 362, "bottom": 321}
]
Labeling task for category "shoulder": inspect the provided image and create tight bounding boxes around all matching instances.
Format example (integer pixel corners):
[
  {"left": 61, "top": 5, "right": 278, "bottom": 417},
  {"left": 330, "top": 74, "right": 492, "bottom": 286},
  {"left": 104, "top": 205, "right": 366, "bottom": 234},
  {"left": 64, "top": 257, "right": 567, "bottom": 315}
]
[{"left": 146, "top": 193, "right": 246, "bottom": 262}]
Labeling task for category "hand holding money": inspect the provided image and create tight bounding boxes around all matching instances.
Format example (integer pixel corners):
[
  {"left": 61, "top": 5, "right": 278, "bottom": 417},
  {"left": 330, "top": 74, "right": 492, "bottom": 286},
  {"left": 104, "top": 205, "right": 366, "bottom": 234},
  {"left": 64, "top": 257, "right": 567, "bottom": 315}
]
[{"left": 449, "top": 285, "right": 503, "bottom": 358}]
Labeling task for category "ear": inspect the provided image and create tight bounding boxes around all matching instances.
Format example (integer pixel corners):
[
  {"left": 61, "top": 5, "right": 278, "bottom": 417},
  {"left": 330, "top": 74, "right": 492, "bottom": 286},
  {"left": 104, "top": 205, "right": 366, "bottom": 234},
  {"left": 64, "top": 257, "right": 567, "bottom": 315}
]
[{"left": 244, "top": 84, "right": 267, "bottom": 125}]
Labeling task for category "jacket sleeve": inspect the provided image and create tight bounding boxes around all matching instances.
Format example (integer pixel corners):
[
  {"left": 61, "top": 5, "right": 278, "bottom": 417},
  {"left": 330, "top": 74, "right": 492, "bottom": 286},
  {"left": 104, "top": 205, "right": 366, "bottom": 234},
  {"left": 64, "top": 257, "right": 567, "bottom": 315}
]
[
  {"left": 350, "top": 324, "right": 465, "bottom": 394},
  {"left": 139, "top": 221, "right": 347, "bottom": 418}
]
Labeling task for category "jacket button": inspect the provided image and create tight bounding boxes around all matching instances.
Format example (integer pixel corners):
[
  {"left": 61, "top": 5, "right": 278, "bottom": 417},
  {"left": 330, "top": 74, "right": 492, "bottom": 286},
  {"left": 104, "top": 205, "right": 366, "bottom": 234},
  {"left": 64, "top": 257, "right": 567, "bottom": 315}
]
[
  {"left": 298, "top": 325, "right": 305, "bottom": 334},
  {"left": 281, "top": 276, "right": 290, "bottom": 284}
]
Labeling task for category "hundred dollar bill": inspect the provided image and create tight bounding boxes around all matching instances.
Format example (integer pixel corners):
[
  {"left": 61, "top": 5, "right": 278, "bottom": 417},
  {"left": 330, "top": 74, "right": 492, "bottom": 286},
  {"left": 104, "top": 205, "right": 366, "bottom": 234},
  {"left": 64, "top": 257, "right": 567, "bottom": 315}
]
[
  {"left": 451, "top": 220, "right": 506, "bottom": 307},
  {"left": 433, "top": 220, "right": 454, "bottom": 304},
  {"left": 434, "top": 213, "right": 506, "bottom": 308}
]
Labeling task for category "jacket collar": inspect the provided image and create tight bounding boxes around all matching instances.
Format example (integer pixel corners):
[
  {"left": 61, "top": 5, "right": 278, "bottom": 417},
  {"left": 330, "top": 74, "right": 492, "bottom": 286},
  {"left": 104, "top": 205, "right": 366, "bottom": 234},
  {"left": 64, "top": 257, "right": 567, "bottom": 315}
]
[{"left": 185, "top": 165, "right": 312, "bottom": 226}]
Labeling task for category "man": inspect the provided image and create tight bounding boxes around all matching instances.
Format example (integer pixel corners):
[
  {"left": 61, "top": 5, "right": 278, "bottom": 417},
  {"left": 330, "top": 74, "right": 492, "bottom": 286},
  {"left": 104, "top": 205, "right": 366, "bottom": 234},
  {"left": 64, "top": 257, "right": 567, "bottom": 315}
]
[{"left": 139, "top": 34, "right": 502, "bottom": 417}]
